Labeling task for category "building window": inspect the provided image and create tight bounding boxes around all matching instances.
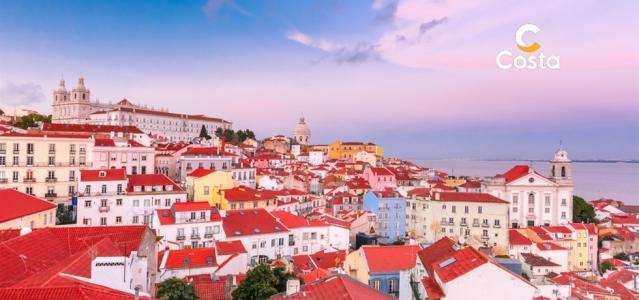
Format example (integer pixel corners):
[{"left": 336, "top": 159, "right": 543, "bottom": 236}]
[
  {"left": 478, "top": 206, "right": 482, "bottom": 214},
  {"left": 100, "top": 217, "right": 107, "bottom": 226},
  {"left": 85, "top": 200, "right": 92, "bottom": 208},
  {"left": 116, "top": 216, "right": 122, "bottom": 224},
  {"left": 389, "top": 279, "right": 397, "bottom": 293},
  {"left": 372, "top": 280, "right": 381, "bottom": 290},
  {"left": 132, "top": 216, "right": 139, "bottom": 224},
  {"left": 512, "top": 194, "right": 518, "bottom": 205},
  {"left": 116, "top": 198, "right": 123, "bottom": 206}
]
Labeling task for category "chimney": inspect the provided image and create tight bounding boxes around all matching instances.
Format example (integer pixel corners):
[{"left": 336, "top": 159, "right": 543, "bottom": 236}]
[
  {"left": 134, "top": 286, "right": 140, "bottom": 300},
  {"left": 286, "top": 279, "right": 300, "bottom": 296}
]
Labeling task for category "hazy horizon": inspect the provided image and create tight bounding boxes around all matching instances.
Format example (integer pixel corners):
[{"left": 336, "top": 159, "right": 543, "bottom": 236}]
[{"left": 1, "top": 0, "right": 637, "bottom": 160}]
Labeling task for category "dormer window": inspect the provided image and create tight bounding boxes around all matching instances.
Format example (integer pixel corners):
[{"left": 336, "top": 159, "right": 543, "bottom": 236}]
[
  {"left": 134, "top": 186, "right": 142, "bottom": 192},
  {"left": 166, "top": 185, "right": 173, "bottom": 191}
]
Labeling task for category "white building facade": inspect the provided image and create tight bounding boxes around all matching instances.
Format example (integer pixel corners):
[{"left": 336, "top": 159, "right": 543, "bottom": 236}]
[{"left": 482, "top": 148, "right": 574, "bottom": 228}]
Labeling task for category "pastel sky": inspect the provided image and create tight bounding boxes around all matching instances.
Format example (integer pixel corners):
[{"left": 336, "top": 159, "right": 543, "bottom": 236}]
[{"left": 0, "top": 0, "right": 637, "bottom": 160}]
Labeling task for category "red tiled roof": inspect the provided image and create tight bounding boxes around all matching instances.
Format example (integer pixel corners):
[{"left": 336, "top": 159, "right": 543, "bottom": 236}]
[
  {"left": 0, "top": 226, "right": 148, "bottom": 288},
  {"left": 91, "top": 106, "right": 230, "bottom": 124},
  {"left": 417, "top": 237, "right": 457, "bottom": 276},
  {"left": 0, "top": 190, "right": 56, "bottom": 223},
  {"left": 362, "top": 245, "right": 420, "bottom": 273},
  {"left": 94, "top": 138, "right": 116, "bottom": 146},
  {"left": 222, "top": 209, "right": 288, "bottom": 237},
  {"left": 509, "top": 230, "right": 533, "bottom": 245},
  {"left": 407, "top": 188, "right": 431, "bottom": 198},
  {"left": 536, "top": 242, "right": 567, "bottom": 251},
  {"left": 188, "top": 168, "right": 215, "bottom": 178},
  {"left": 544, "top": 226, "right": 573, "bottom": 234},
  {"left": 433, "top": 246, "right": 487, "bottom": 283},
  {"left": 271, "top": 274, "right": 392, "bottom": 300},
  {"left": 0, "top": 132, "right": 92, "bottom": 139},
  {"left": 369, "top": 167, "right": 394, "bottom": 176},
  {"left": 127, "top": 174, "right": 183, "bottom": 192},
  {"left": 173, "top": 202, "right": 210, "bottom": 212},
  {"left": 302, "top": 268, "right": 331, "bottom": 283},
  {"left": 422, "top": 277, "right": 445, "bottom": 299},
  {"left": 42, "top": 123, "right": 144, "bottom": 134},
  {"left": 80, "top": 169, "right": 127, "bottom": 182},
  {"left": 521, "top": 253, "right": 560, "bottom": 267},
  {"left": 223, "top": 186, "right": 277, "bottom": 203},
  {"left": 0, "top": 281, "right": 149, "bottom": 299},
  {"left": 215, "top": 241, "right": 247, "bottom": 255},
  {"left": 496, "top": 165, "right": 548, "bottom": 184},
  {"left": 164, "top": 248, "right": 217, "bottom": 269},
  {"left": 184, "top": 147, "right": 235, "bottom": 156},
  {"left": 435, "top": 192, "right": 509, "bottom": 204}
]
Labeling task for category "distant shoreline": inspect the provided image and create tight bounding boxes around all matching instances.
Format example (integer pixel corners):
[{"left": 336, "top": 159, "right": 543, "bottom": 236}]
[{"left": 410, "top": 158, "right": 639, "bottom": 164}]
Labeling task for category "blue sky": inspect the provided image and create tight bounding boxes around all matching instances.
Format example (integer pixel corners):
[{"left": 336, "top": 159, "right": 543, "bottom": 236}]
[{"left": 1, "top": 0, "right": 638, "bottom": 160}]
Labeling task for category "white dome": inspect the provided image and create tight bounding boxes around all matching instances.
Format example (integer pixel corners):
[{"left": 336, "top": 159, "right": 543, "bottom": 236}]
[
  {"left": 553, "top": 148, "right": 570, "bottom": 162},
  {"left": 294, "top": 117, "right": 311, "bottom": 136}
]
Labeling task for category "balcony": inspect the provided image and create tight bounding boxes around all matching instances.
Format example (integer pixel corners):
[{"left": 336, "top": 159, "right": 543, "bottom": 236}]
[
  {"left": 493, "top": 224, "right": 501, "bottom": 228},
  {"left": 0, "top": 178, "right": 7, "bottom": 183},
  {"left": 23, "top": 178, "right": 36, "bottom": 183},
  {"left": 99, "top": 206, "right": 110, "bottom": 213},
  {"left": 44, "top": 193, "right": 57, "bottom": 198},
  {"left": 472, "top": 222, "right": 480, "bottom": 227},
  {"left": 45, "top": 177, "right": 58, "bottom": 182},
  {"left": 69, "top": 177, "right": 76, "bottom": 181},
  {"left": 176, "top": 235, "right": 186, "bottom": 241},
  {"left": 49, "top": 150, "right": 56, "bottom": 155},
  {"left": 482, "top": 223, "right": 490, "bottom": 228},
  {"left": 460, "top": 222, "right": 468, "bottom": 227},
  {"left": 0, "top": 149, "right": 5, "bottom": 154},
  {"left": 481, "top": 235, "right": 489, "bottom": 240},
  {"left": 70, "top": 150, "right": 76, "bottom": 155},
  {"left": 204, "top": 233, "right": 214, "bottom": 238},
  {"left": 13, "top": 150, "right": 19, "bottom": 155},
  {"left": 191, "top": 234, "right": 201, "bottom": 240}
]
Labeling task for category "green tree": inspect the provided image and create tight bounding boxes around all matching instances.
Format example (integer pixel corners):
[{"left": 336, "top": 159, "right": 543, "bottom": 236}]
[
  {"left": 236, "top": 130, "right": 247, "bottom": 142},
  {"left": 56, "top": 204, "right": 75, "bottom": 225},
  {"left": 521, "top": 273, "right": 530, "bottom": 281},
  {"left": 223, "top": 129, "right": 235, "bottom": 142},
  {"left": 273, "top": 267, "right": 302, "bottom": 292},
  {"left": 599, "top": 261, "right": 616, "bottom": 274},
  {"left": 573, "top": 195, "right": 596, "bottom": 223},
  {"left": 199, "top": 125, "right": 211, "bottom": 139},
  {"left": 232, "top": 264, "right": 278, "bottom": 300},
  {"left": 215, "top": 127, "right": 224, "bottom": 137},
  {"left": 157, "top": 277, "right": 198, "bottom": 300},
  {"left": 614, "top": 253, "right": 629, "bottom": 261},
  {"left": 245, "top": 129, "right": 255, "bottom": 140}
]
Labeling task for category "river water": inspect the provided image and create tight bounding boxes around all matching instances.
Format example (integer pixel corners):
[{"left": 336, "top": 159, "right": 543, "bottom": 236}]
[{"left": 415, "top": 160, "right": 639, "bottom": 204}]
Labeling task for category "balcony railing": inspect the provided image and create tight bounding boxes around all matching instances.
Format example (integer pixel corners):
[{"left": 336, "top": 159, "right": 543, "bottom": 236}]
[
  {"left": 0, "top": 178, "right": 8, "bottom": 183},
  {"left": 191, "top": 234, "right": 201, "bottom": 240},
  {"left": 0, "top": 149, "right": 5, "bottom": 154},
  {"left": 204, "top": 233, "right": 214, "bottom": 238},
  {"left": 45, "top": 177, "right": 58, "bottom": 182},
  {"left": 99, "top": 206, "right": 110, "bottom": 213},
  {"left": 45, "top": 193, "right": 57, "bottom": 198},
  {"left": 176, "top": 235, "right": 186, "bottom": 241},
  {"left": 482, "top": 223, "right": 490, "bottom": 228},
  {"left": 10, "top": 162, "right": 93, "bottom": 168},
  {"left": 493, "top": 224, "right": 501, "bottom": 228},
  {"left": 13, "top": 150, "right": 19, "bottom": 154},
  {"left": 460, "top": 221, "right": 468, "bottom": 227},
  {"left": 472, "top": 222, "right": 480, "bottom": 227},
  {"left": 481, "top": 235, "right": 489, "bottom": 240},
  {"left": 23, "top": 178, "right": 36, "bottom": 183}
]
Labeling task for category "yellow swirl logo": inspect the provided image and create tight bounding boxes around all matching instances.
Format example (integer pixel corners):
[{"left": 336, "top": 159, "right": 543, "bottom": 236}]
[
  {"left": 496, "top": 23, "right": 560, "bottom": 70},
  {"left": 516, "top": 24, "right": 541, "bottom": 53}
]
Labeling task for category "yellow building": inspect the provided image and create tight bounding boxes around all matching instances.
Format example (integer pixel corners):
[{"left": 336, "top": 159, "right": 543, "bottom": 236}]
[
  {"left": 185, "top": 168, "right": 235, "bottom": 208},
  {"left": 220, "top": 186, "right": 278, "bottom": 211},
  {"left": 0, "top": 189, "right": 57, "bottom": 230},
  {"left": 0, "top": 133, "right": 94, "bottom": 203},
  {"left": 444, "top": 176, "right": 467, "bottom": 188},
  {"left": 328, "top": 140, "right": 382, "bottom": 160},
  {"left": 343, "top": 247, "right": 371, "bottom": 284},
  {"left": 519, "top": 225, "right": 590, "bottom": 272}
]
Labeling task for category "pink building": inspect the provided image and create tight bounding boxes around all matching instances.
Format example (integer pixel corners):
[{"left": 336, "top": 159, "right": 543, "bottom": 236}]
[
  {"left": 155, "top": 143, "right": 197, "bottom": 180},
  {"left": 362, "top": 167, "right": 397, "bottom": 191},
  {"left": 93, "top": 138, "right": 155, "bottom": 175}
]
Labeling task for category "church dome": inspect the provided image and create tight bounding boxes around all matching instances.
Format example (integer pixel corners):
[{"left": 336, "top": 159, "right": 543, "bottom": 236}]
[
  {"left": 553, "top": 148, "right": 570, "bottom": 162},
  {"left": 72, "top": 77, "right": 88, "bottom": 92},
  {"left": 294, "top": 117, "right": 311, "bottom": 136}
]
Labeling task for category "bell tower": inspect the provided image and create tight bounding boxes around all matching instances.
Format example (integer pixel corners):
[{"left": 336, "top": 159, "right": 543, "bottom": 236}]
[
  {"left": 52, "top": 79, "right": 70, "bottom": 123},
  {"left": 550, "top": 146, "right": 572, "bottom": 184}
]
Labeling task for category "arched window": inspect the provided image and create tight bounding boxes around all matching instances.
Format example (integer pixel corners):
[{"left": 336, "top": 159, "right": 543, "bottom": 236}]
[
  {"left": 561, "top": 166, "right": 566, "bottom": 177},
  {"left": 82, "top": 94, "right": 86, "bottom": 100},
  {"left": 528, "top": 193, "right": 535, "bottom": 205},
  {"left": 551, "top": 165, "right": 555, "bottom": 177}
]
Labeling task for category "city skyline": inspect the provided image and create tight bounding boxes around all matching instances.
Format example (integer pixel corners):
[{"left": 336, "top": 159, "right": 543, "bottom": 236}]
[{"left": 1, "top": 0, "right": 637, "bottom": 160}]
